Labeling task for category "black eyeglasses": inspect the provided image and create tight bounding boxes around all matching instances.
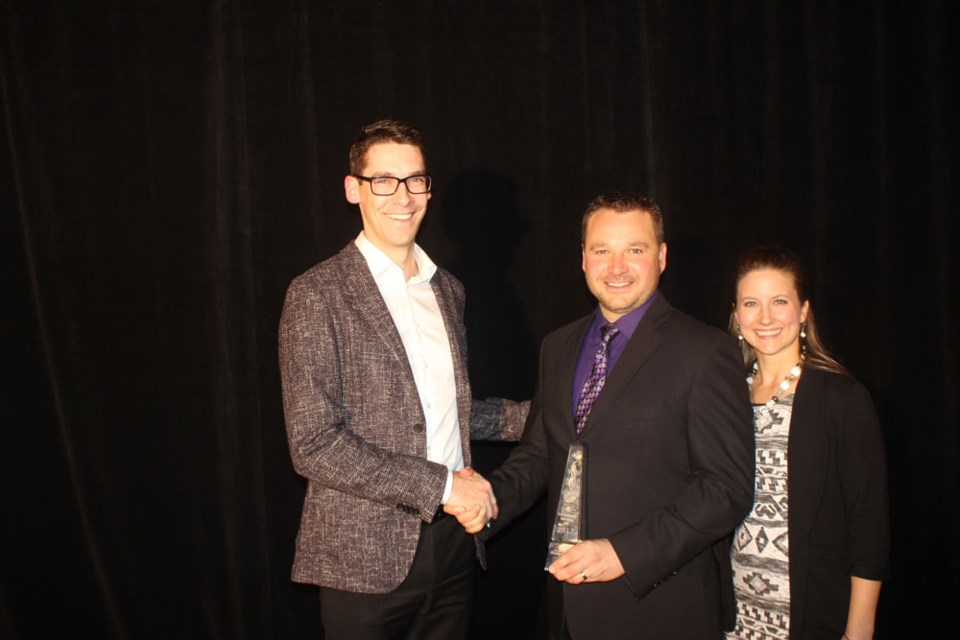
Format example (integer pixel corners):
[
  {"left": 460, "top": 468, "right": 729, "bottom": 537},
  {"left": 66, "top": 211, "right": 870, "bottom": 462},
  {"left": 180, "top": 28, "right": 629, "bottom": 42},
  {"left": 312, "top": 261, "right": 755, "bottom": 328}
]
[{"left": 353, "top": 174, "right": 432, "bottom": 196}]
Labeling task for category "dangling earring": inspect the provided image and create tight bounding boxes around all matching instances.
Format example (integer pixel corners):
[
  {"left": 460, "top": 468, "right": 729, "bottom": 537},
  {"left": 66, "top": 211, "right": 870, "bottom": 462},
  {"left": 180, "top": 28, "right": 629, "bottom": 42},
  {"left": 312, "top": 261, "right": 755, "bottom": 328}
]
[
  {"left": 800, "top": 322, "right": 808, "bottom": 359},
  {"left": 736, "top": 323, "right": 743, "bottom": 343}
]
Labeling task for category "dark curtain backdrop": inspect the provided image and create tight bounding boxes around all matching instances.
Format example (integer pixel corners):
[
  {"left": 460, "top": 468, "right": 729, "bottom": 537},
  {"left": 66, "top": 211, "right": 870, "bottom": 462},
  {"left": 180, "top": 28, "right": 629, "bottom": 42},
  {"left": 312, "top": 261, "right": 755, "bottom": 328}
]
[{"left": 2, "top": 1, "right": 957, "bottom": 638}]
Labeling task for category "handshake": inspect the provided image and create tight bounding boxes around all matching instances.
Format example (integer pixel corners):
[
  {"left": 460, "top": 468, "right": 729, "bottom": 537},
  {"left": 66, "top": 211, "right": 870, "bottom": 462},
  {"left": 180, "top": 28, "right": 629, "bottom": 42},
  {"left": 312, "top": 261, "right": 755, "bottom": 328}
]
[
  {"left": 442, "top": 467, "right": 497, "bottom": 534},
  {"left": 440, "top": 465, "right": 625, "bottom": 584}
]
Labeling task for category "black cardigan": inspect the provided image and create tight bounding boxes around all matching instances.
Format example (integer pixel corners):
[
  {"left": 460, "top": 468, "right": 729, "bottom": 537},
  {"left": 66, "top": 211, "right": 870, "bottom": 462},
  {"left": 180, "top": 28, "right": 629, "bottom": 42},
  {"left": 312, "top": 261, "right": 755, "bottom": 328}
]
[{"left": 785, "top": 367, "right": 890, "bottom": 639}]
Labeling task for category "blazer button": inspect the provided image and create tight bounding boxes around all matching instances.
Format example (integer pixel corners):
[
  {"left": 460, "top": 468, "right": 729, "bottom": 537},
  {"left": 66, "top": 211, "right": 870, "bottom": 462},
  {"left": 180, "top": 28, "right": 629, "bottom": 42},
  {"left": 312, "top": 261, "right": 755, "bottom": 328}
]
[{"left": 412, "top": 423, "right": 424, "bottom": 433}]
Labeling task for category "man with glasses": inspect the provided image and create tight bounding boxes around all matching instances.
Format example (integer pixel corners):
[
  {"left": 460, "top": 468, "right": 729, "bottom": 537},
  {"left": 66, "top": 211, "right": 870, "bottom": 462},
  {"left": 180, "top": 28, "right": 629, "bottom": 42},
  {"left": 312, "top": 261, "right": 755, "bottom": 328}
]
[{"left": 279, "top": 119, "right": 527, "bottom": 639}]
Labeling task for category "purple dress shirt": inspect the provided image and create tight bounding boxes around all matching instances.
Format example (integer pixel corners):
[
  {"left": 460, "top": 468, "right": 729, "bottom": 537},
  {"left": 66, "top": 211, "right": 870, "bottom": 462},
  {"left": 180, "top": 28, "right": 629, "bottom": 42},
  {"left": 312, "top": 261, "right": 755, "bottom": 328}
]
[{"left": 571, "top": 291, "right": 660, "bottom": 418}]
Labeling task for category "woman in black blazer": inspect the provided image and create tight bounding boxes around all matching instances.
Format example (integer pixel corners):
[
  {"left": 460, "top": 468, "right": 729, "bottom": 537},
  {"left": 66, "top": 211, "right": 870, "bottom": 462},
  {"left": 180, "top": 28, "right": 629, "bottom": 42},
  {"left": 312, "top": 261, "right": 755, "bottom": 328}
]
[{"left": 725, "top": 246, "right": 889, "bottom": 640}]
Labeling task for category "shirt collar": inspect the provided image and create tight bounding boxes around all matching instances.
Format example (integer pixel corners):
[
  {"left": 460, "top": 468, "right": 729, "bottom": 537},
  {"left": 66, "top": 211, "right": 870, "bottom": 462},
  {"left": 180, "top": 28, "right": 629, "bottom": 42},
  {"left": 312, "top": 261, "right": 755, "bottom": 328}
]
[
  {"left": 354, "top": 231, "right": 437, "bottom": 285},
  {"left": 591, "top": 289, "right": 660, "bottom": 339}
]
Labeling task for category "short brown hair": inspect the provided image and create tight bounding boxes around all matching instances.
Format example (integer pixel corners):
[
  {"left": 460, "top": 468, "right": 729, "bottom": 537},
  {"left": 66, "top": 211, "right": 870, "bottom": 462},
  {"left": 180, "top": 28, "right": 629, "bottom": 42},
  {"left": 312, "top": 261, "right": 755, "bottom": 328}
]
[
  {"left": 348, "top": 119, "right": 426, "bottom": 176},
  {"left": 581, "top": 193, "right": 664, "bottom": 245}
]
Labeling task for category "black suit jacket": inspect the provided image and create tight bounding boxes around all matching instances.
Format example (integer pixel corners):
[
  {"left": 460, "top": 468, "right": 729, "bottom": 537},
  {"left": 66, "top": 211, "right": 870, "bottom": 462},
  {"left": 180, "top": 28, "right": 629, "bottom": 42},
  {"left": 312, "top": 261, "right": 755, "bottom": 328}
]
[
  {"left": 488, "top": 294, "right": 755, "bottom": 640},
  {"left": 782, "top": 367, "right": 890, "bottom": 639}
]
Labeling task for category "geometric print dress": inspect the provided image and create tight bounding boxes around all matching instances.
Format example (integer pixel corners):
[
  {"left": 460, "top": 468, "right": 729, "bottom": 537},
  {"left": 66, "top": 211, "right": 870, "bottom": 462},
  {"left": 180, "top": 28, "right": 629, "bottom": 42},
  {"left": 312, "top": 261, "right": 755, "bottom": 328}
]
[{"left": 726, "top": 395, "right": 794, "bottom": 640}]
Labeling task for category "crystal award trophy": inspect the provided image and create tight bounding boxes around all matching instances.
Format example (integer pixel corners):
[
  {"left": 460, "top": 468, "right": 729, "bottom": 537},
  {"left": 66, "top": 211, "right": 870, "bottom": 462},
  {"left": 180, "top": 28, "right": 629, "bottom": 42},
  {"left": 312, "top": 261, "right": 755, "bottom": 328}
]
[{"left": 545, "top": 443, "right": 585, "bottom": 569}]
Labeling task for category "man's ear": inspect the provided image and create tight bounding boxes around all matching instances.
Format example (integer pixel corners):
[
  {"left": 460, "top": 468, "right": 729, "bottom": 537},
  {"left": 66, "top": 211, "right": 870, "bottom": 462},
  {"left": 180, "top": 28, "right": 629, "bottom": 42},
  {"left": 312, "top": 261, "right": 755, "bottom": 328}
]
[{"left": 344, "top": 175, "right": 361, "bottom": 204}]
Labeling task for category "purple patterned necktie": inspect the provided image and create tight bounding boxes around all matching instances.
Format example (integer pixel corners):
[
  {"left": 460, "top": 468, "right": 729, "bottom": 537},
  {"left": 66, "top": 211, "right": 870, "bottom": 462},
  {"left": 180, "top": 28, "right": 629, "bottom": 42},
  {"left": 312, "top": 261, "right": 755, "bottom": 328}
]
[{"left": 575, "top": 324, "right": 620, "bottom": 435}]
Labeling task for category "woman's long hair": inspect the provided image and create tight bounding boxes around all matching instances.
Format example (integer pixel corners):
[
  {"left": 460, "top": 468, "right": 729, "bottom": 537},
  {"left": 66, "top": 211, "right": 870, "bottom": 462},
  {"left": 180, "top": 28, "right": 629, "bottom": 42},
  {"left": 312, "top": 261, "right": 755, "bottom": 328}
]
[{"left": 728, "top": 246, "right": 846, "bottom": 375}]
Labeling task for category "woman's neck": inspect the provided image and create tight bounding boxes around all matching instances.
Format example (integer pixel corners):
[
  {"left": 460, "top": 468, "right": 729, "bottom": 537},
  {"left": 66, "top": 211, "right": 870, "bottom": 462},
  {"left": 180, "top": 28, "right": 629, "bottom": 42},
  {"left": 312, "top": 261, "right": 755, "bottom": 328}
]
[
  {"left": 754, "top": 350, "right": 803, "bottom": 385},
  {"left": 750, "top": 350, "right": 804, "bottom": 404}
]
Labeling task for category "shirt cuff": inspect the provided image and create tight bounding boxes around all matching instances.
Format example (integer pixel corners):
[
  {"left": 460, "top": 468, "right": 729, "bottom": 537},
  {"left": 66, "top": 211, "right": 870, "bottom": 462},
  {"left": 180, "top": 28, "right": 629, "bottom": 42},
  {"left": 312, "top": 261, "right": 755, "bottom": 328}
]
[{"left": 441, "top": 469, "right": 454, "bottom": 504}]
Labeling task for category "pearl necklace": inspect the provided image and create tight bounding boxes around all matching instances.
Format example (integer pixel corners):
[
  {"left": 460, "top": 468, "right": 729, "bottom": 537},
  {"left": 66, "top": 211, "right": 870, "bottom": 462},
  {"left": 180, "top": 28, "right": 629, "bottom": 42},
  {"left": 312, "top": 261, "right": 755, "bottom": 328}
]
[{"left": 746, "top": 360, "right": 803, "bottom": 409}]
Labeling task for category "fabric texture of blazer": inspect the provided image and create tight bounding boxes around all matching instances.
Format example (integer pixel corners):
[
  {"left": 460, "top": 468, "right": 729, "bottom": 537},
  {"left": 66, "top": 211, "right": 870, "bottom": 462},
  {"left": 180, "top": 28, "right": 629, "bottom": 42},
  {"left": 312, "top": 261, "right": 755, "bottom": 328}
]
[
  {"left": 779, "top": 366, "right": 890, "bottom": 639},
  {"left": 279, "top": 241, "right": 526, "bottom": 593},
  {"left": 486, "top": 294, "right": 755, "bottom": 640}
]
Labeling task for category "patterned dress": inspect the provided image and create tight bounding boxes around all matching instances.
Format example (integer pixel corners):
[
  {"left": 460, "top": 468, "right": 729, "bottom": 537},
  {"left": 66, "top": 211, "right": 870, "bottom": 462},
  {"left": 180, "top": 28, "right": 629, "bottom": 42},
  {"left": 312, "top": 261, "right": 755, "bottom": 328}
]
[{"left": 726, "top": 396, "right": 794, "bottom": 640}]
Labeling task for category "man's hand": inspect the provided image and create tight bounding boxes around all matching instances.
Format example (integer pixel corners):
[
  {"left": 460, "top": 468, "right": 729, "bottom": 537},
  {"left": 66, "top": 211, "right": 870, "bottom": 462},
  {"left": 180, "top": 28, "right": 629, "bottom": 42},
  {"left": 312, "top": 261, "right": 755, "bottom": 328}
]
[
  {"left": 547, "top": 539, "right": 625, "bottom": 584},
  {"left": 443, "top": 467, "right": 498, "bottom": 533}
]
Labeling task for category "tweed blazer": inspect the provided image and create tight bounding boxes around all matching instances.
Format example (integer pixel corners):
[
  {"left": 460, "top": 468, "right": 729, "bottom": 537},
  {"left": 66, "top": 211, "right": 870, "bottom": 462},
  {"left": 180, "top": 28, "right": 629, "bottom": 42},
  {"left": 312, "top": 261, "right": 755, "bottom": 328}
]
[
  {"left": 279, "top": 241, "right": 525, "bottom": 593},
  {"left": 486, "top": 294, "right": 755, "bottom": 640}
]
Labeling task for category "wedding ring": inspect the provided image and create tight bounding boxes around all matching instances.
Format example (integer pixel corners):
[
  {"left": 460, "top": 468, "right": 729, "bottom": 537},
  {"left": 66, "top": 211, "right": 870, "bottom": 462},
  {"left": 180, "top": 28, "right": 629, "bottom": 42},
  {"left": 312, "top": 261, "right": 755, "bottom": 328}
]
[{"left": 579, "top": 571, "right": 588, "bottom": 580}]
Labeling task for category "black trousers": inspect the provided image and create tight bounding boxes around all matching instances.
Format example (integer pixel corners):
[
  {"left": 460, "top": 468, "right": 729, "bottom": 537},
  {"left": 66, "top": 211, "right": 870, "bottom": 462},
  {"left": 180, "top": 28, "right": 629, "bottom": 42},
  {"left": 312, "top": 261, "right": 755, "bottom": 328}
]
[{"left": 319, "top": 515, "right": 476, "bottom": 640}]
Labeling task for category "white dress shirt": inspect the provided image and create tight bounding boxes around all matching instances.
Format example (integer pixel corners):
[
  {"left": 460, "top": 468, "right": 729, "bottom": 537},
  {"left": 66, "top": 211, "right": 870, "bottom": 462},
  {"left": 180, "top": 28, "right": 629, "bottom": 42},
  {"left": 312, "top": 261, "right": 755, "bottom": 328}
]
[{"left": 355, "top": 232, "right": 463, "bottom": 502}]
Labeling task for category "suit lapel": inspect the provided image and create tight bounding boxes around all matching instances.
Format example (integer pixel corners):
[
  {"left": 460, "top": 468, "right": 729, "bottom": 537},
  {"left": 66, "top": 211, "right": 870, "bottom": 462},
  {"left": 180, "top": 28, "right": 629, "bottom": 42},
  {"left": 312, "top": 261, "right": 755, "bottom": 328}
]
[
  {"left": 788, "top": 368, "right": 828, "bottom": 537},
  {"left": 430, "top": 273, "right": 473, "bottom": 465},
  {"left": 338, "top": 243, "right": 411, "bottom": 373},
  {"left": 559, "top": 317, "right": 593, "bottom": 436},
  {"left": 578, "top": 295, "right": 670, "bottom": 438}
]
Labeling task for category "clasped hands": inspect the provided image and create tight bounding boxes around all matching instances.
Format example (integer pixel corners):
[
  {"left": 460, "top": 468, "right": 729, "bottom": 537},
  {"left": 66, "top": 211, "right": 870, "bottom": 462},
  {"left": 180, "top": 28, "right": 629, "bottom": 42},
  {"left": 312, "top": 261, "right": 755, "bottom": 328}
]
[{"left": 443, "top": 467, "right": 497, "bottom": 534}]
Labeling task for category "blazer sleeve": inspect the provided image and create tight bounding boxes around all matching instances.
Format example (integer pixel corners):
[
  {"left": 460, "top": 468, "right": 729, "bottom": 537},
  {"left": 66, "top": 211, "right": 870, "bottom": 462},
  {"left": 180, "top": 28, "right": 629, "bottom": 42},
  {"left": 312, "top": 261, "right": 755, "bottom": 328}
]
[
  {"left": 470, "top": 397, "right": 531, "bottom": 442},
  {"left": 609, "top": 333, "right": 755, "bottom": 596},
  {"left": 278, "top": 274, "right": 447, "bottom": 520},
  {"left": 833, "top": 378, "right": 890, "bottom": 580}
]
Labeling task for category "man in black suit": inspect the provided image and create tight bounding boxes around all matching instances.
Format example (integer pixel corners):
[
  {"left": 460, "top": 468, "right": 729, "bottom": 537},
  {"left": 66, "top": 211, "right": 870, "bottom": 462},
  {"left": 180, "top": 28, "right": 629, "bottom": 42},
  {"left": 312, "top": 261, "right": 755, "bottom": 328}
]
[{"left": 473, "top": 194, "right": 755, "bottom": 639}]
